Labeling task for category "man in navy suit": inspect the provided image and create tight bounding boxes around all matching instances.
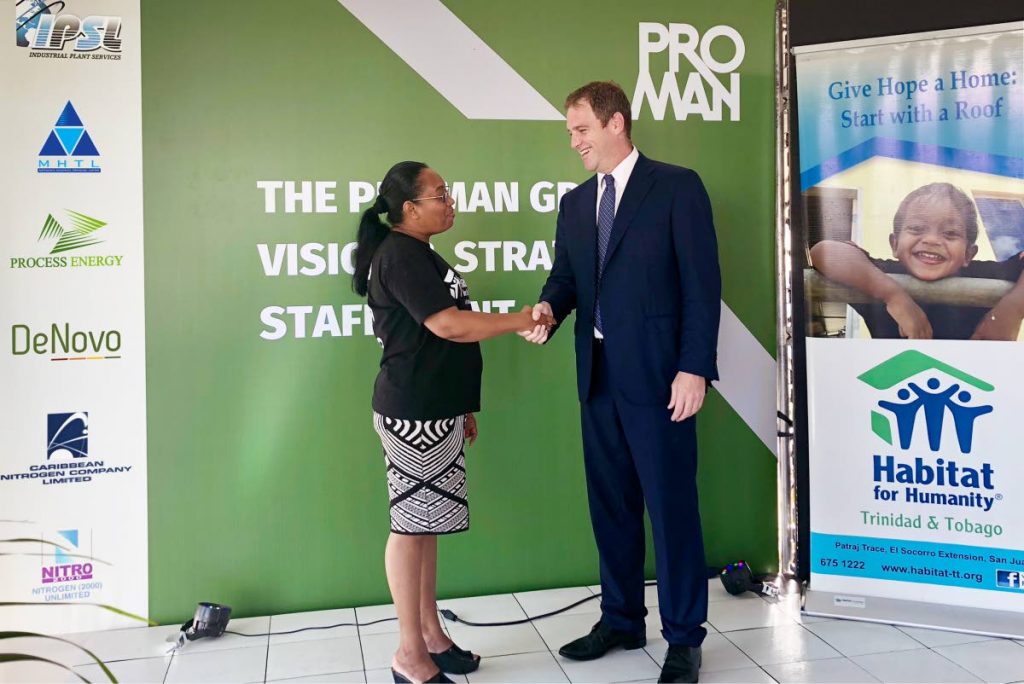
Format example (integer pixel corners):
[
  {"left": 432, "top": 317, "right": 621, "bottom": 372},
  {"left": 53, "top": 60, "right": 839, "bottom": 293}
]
[{"left": 521, "top": 81, "right": 720, "bottom": 683}]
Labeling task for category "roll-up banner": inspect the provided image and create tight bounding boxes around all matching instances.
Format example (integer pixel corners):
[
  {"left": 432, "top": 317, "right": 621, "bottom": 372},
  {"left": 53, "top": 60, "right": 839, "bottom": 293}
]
[
  {"left": 795, "top": 23, "right": 1024, "bottom": 635},
  {"left": 0, "top": 1, "right": 147, "bottom": 632}
]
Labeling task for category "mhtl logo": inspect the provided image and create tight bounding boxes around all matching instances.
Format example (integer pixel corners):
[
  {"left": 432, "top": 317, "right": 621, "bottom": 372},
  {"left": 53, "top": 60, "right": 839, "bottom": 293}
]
[
  {"left": 858, "top": 350, "right": 993, "bottom": 455},
  {"left": 38, "top": 101, "right": 101, "bottom": 173},
  {"left": 42, "top": 529, "right": 93, "bottom": 584},
  {"left": 632, "top": 22, "right": 744, "bottom": 122},
  {"left": 16, "top": 1, "right": 122, "bottom": 52},
  {"left": 47, "top": 412, "right": 89, "bottom": 460}
]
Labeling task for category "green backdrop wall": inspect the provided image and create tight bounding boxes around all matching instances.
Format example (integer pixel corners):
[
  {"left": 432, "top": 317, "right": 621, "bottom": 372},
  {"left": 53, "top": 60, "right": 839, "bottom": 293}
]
[{"left": 141, "top": 0, "right": 778, "bottom": 624}]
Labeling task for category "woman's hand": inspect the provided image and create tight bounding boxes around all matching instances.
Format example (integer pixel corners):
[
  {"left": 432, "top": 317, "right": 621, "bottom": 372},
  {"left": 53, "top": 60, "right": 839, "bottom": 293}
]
[{"left": 464, "top": 413, "right": 478, "bottom": 446}]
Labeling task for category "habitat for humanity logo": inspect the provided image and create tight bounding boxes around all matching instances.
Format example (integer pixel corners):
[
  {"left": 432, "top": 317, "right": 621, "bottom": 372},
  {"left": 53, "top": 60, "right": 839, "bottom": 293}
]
[
  {"left": 16, "top": 0, "right": 122, "bottom": 59},
  {"left": 0, "top": 412, "right": 132, "bottom": 486},
  {"left": 859, "top": 350, "right": 993, "bottom": 454},
  {"left": 38, "top": 101, "right": 101, "bottom": 173},
  {"left": 858, "top": 350, "right": 1002, "bottom": 519},
  {"left": 8, "top": 210, "right": 124, "bottom": 270},
  {"left": 41, "top": 529, "right": 94, "bottom": 584},
  {"left": 632, "top": 23, "right": 745, "bottom": 121}
]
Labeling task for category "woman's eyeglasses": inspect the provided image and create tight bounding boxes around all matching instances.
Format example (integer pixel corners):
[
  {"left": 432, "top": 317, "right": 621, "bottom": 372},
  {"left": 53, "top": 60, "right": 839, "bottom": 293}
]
[{"left": 410, "top": 185, "right": 451, "bottom": 204}]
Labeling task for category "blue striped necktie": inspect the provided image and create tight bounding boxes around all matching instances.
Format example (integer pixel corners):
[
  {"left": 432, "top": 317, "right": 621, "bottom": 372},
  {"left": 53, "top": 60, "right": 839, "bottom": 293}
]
[{"left": 595, "top": 174, "right": 615, "bottom": 334}]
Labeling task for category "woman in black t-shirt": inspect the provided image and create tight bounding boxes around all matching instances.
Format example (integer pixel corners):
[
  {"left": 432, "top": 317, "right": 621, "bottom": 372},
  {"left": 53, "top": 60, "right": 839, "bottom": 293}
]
[{"left": 352, "top": 161, "right": 553, "bottom": 684}]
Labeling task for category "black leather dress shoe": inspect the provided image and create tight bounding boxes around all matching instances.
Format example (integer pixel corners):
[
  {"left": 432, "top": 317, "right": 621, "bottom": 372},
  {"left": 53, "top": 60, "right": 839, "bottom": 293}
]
[
  {"left": 658, "top": 644, "right": 701, "bottom": 683},
  {"left": 558, "top": 621, "right": 646, "bottom": 661}
]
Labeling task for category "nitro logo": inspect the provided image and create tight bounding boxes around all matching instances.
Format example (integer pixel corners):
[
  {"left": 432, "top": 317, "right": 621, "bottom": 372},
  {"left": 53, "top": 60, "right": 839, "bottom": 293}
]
[
  {"left": 859, "top": 350, "right": 993, "bottom": 454},
  {"left": 47, "top": 412, "right": 89, "bottom": 460},
  {"left": 632, "top": 22, "right": 744, "bottom": 122},
  {"left": 41, "top": 530, "right": 93, "bottom": 584},
  {"left": 997, "top": 570, "right": 1024, "bottom": 591}
]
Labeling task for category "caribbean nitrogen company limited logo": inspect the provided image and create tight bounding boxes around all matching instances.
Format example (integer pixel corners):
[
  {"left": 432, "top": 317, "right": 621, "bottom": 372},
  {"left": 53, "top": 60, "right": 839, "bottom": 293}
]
[
  {"left": 0, "top": 412, "right": 132, "bottom": 487},
  {"left": 8, "top": 210, "right": 124, "bottom": 270},
  {"left": 38, "top": 101, "right": 101, "bottom": 173},
  {"left": 16, "top": 1, "right": 122, "bottom": 60},
  {"left": 858, "top": 350, "right": 1002, "bottom": 519}
]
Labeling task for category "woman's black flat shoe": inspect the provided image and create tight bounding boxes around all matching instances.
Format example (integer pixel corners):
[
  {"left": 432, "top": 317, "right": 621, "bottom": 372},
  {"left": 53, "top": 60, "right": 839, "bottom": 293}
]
[
  {"left": 391, "top": 668, "right": 454, "bottom": 683},
  {"left": 430, "top": 643, "right": 481, "bottom": 674}
]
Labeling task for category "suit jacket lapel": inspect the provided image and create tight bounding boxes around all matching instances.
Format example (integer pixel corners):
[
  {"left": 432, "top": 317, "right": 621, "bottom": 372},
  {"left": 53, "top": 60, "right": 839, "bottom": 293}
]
[
  {"left": 578, "top": 176, "right": 598, "bottom": 293},
  {"left": 603, "top": 154, "right": 655, "bottom": 270}
]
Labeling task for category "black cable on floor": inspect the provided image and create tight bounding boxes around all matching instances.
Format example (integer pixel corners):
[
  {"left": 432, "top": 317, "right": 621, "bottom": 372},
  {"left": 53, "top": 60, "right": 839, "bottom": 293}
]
[{"left": 222, "top": 581, "right": 660, "bottom": 637}]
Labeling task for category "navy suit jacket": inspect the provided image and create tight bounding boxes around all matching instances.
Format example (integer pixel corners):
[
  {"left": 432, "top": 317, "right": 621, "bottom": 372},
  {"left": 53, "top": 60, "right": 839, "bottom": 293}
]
[{"left": 539, "top": 153, "right": 721, "bottom": 405}]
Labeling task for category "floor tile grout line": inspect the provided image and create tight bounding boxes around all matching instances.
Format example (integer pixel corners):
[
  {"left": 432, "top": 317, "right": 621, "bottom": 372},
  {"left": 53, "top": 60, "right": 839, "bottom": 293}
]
[
  {"left": 162, "top": 649, "right": 174, "bottom": 684},
  {"left": 512, "top": 590, "right": 571, "bottom": 683},
  {"left": 263, "top": 616, "right": 272, "bottom": 684},
  {"left": 355, "top": 606, "right": 368, "bottom": 682}
]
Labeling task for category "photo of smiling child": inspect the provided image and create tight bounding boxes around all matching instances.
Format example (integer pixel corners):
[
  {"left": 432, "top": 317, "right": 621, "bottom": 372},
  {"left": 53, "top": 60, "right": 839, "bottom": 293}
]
[{"left": 809, "top": 182, "right": 1024, "bottom": 341}]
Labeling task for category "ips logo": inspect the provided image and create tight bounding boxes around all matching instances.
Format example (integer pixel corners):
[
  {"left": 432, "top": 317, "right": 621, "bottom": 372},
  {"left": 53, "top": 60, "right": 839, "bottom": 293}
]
[
  {"left": 632, "top": 22, "right": 745, "bottom": 122},
  {"left": 859, "top": 351, "right": 993, "bottom": 455},
  {"left": 997, "top": 570, "right": 1024, "bottom": 591},
  {"left": 41, "top": 529, "right": 94, "bottom": 584},
  {"left": 47, "top": 412, "right": 89, "bottom": 460},
  {"left": 38, "top": 101, "right": 101, "bottom": 173},
  {"left": 16, "top": 1, "right": 122, "bottom": 53}
]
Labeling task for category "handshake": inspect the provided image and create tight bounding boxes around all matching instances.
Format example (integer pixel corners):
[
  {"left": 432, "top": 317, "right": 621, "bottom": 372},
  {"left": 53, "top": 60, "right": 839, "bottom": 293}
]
[{"left": 517, "top": 301, "right": 555, "bottom": 344}]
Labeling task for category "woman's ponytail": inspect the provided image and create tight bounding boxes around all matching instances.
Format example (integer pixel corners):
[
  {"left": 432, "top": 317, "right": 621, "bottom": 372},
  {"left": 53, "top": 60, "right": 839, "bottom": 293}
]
[
  {"left": 352, "top": 196, "right": 390, "bottom": 296},
  {"left": 351, "top": 161, "right": 428, "bottom": 297}
]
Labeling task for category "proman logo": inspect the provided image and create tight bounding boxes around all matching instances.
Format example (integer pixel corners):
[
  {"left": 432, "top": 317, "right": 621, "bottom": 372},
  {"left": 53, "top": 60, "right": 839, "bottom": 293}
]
[
  {"left": 633, "top": 22, "right": 745, "bottom": 122},
  {"left": 858, "top": 351, "right": 993, "bottom": 455}
]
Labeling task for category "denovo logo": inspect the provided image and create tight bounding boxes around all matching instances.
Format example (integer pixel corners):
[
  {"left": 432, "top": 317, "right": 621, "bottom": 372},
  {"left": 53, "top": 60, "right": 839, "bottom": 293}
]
[
  {"left": 47, "top": 412, "right": 89, "bottom": 460},
  {"left": 38, "top": 101, "right": 101, "bottom": 173},
  {"left": 858, "top": 350, "right": 993, "bottom": 455},
  {"left": 632, "top": 22, "right": 744, "bottom": 121}
]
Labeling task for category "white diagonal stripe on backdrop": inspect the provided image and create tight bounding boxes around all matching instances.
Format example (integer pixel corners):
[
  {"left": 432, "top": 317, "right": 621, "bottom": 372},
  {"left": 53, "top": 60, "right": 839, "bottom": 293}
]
[
  {"left": 342, "top": 1, "right": 779, "bottom": 456},
  {"left": 338, "top": 0, "right": 563, "bottom": 120},
  {"left": 718, "top": 301, "right": 778, "bottom": 456}
]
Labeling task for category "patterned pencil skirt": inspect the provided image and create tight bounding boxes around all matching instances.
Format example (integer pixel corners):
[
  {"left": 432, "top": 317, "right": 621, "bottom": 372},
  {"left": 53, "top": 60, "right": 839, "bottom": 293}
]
[{"left": 373, "top": 412, "right": 469, "bottom": 535}]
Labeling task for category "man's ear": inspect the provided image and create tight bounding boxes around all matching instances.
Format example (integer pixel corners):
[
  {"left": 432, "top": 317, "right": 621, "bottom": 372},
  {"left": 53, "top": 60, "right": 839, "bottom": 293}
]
[
  {"left": 964, "top": 243, "right": 979, "bottom": 266},
  {"left": 889, "top": 232, "right": 898, "bottom": 257},
  {"left": 609, "top": 111, "right": 625, "bottom": 135}
]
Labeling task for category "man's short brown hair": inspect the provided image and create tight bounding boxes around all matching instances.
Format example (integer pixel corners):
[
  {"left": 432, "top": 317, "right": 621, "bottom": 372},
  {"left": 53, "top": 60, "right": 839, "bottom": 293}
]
[{"left": 565, "top": 81, "right": 632, "bottom": 138}]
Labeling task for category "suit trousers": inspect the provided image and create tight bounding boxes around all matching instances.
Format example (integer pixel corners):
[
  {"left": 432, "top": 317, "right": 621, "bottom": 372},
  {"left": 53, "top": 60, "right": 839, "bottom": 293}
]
[{"left": 581, "top": 338, "right": 708, "bottom": 647}]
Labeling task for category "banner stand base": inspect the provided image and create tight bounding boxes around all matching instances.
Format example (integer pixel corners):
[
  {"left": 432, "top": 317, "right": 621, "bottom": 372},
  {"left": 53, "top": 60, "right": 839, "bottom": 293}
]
[{"left": 803, "top": 588, "right": 1024, "bottom": 640}]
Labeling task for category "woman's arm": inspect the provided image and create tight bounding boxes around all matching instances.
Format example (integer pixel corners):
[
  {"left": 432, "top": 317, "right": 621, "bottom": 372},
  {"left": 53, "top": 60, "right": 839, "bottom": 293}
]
[{"left": 424, "top": 306, "right": 554, "bottom": 343}]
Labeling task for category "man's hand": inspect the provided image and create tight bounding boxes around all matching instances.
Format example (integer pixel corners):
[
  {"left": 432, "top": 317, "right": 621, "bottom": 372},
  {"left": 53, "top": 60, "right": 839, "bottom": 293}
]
[
  {"left": 668, "top": 372, "right": 706, "bottom": 422},
  {"left": 464, "top": 413, "right": 478, "bottom": 446},
  {"left": 884, "top": 290, "right": 933, "bottom": 339},
  {"left": 972, "top": 300, "right": 1024, "bottom": 341},
  {"left": 518, "top": 301, "right": 554, "bottom": 344}
]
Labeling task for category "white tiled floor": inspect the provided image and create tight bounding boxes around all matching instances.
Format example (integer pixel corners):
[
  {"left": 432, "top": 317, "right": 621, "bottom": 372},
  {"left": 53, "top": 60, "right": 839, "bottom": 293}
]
[{"left": 2, "top": 581, "right": 1023, "bottom": 683}]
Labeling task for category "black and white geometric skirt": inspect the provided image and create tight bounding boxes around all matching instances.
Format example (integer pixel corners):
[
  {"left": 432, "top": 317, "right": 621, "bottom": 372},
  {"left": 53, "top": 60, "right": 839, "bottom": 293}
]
[{"left": 373, "top": 413, "right": 469, "bottom": 535}]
